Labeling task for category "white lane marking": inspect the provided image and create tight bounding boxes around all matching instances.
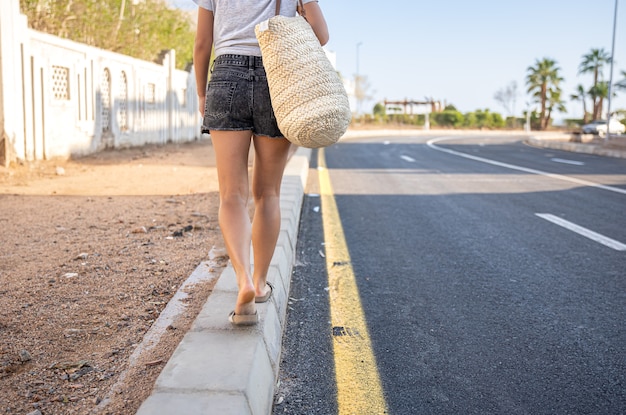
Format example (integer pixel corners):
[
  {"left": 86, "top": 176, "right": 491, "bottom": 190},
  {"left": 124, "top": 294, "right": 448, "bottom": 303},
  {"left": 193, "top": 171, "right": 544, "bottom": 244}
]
[
  {"left": 427, "top": 137, "right": 626, "bottom": 195},
  {"left": 400, "top": 155, "right": 416, "bottom": 163},
  {"left": 551, "top": 158, "right": 585, "bottom": 166},
  {"left": 536, "top": 213, "right": 626, "bottom": 251}
]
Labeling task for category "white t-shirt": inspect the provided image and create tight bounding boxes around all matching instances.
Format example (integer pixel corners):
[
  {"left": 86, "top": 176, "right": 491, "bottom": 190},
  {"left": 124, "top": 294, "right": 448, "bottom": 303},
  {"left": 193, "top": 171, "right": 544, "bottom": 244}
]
[{"left": 193, "top": 0, "right": 318, "bottom": 57}]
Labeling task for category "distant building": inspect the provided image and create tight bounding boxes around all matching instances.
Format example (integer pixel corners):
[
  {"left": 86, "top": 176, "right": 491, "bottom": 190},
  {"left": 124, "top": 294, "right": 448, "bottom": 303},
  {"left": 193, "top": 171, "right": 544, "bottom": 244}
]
[{"left": 384, "top": 99, "right": 443, "bottom": 115}]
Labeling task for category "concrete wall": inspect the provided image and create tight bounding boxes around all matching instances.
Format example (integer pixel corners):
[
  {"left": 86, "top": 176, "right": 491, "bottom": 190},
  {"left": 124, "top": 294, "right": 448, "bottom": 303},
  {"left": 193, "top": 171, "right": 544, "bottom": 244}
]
[{"left": 0, "top": 0, "right": 201, "bottom": 165}]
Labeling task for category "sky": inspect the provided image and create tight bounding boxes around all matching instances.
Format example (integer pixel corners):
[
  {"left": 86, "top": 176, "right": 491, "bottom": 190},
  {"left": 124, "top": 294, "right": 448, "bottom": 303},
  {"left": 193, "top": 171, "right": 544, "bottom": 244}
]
[{"left": 172, "top": 0, "right": 626, "bottom": 120}]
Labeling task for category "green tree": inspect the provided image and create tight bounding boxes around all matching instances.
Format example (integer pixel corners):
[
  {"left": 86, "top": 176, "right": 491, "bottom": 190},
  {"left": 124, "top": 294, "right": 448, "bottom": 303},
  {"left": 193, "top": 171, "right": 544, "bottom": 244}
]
[
  {"left": 371, "top": 102, "right": 387, "bottom": 124},
  {"left": 526, "top": 58, "right": 564, "bottom": 130},
  {"left": 546, "top": 88, "right": 567, "bottom": 126},
  {"left": 19, "top": 0, "right": 195, "bottom": 69},
  {"left": 570, "top": 84, "right": 589, "bottom": 123},
  {"left": 432, "top": 109, "right": 464, "bottom": 127},
  {"left": 588, "top": 81, "right": 609, "bottom": 119},
  {"left": 372, "top": 102, "right": 386, "bottom": 117},
  {"left": 463, "top": 109, "right": 504, "bottom": 129},
  {"left": 578, "top": 48, "right": 611, "bottom": 119},
  {"left": 464, "top": 112, "right": 477, "bottom": 128},
  {"left": 615, "top": 70, "right": 626, "bottom": 91},
  {"left": 490, "top": 111, "right": 505, "bottom": 128}
]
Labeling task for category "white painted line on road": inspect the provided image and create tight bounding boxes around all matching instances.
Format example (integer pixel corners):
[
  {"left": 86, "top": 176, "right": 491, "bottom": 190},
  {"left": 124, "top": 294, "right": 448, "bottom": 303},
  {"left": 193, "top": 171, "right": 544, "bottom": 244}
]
[
  {"left": 551, "top": 158, "right": 585, "bottom": 166},
  {"left": 536, "top": 213, "right": 626, "bottom": 251},
  {"left": 400, "top": 155, "right": 416, "bottom": 163},
  {"left": 427, "top": 137, "right": 626, "bottom": 195}
]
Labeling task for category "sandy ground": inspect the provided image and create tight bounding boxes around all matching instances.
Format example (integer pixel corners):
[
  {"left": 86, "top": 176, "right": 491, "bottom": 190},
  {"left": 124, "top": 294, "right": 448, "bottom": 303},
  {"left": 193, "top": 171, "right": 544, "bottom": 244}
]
[{"left": 0, "top": 139, "right": 226, "bottom": 415}]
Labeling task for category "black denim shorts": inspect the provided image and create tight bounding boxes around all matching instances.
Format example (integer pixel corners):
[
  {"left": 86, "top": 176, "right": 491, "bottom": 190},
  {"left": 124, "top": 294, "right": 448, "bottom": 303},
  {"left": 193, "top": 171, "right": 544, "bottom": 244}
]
[{"left": 202, "top": 54, "right": 283, "bottom": 138}]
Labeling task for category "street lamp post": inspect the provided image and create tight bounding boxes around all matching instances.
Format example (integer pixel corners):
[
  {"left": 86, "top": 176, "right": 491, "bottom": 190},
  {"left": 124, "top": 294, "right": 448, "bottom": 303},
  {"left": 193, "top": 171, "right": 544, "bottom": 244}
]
[
  {"left": 356, "top": 42, "right": 363, "bottom": 117},
  {"left": 606, "top": 0, "right": 619, "bottom": 142}
]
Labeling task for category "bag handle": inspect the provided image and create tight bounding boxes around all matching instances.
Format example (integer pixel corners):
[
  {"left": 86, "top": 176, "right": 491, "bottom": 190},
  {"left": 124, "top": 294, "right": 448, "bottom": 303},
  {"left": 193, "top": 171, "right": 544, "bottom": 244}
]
[{"left": 275, "top": 0, "right": 306, "bottom": 17}]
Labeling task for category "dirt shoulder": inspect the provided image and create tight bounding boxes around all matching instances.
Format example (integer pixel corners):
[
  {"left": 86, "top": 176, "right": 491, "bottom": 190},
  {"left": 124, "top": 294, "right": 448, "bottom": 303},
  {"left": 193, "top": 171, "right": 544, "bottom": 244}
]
[{"left": 0, "top": 139, "right": 225, "bottom": 415}]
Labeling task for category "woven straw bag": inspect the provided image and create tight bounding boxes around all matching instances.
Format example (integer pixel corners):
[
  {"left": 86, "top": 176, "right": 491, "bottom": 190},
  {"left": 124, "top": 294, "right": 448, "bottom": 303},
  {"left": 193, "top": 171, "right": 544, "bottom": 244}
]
[{"left": 255, "top": 1, "right": 351, "bottom": 148}]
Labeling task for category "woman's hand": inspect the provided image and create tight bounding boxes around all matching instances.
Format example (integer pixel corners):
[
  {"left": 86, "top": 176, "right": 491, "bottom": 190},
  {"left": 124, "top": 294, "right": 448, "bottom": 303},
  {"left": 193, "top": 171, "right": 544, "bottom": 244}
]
[{"left": 198, "top": 95, "right": 206, "bottom": 117}]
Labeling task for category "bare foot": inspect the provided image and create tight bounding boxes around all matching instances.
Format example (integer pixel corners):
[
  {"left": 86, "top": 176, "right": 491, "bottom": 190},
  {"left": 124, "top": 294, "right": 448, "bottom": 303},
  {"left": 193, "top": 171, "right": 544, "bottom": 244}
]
[
  {"left": 254, "top": 280, "right": 271, "bottom": 298},
  {"left": 234, "top": 284, "right": 256, "bottom": 316}
]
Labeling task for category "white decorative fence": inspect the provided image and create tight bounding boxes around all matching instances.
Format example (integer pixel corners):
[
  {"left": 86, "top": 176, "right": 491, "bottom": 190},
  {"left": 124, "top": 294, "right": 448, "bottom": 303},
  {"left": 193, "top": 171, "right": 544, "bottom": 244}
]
[{"left": 0, "top": 0, "right": 202, "bottom": 165}]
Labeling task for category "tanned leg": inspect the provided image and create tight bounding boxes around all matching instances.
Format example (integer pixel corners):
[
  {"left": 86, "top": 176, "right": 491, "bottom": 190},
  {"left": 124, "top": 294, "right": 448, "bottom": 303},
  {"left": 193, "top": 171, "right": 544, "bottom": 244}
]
[
  {"left": 250, "top": 135, "right": 292, "bottom": 298},
  {"left": 210, "top": 130, "right": 256, "bottom": 316}
]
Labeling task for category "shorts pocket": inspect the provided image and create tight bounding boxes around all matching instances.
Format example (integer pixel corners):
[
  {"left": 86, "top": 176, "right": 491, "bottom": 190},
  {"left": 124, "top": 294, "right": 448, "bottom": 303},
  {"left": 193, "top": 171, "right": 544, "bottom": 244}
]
[{"left": 204, "top": 81, "right": 237, "bottom": 119}]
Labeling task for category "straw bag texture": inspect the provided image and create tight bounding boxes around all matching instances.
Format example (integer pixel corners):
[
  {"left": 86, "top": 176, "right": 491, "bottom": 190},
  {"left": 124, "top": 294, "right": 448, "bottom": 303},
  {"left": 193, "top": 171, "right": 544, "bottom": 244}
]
[{"left": 255, "top": 6, "right": 351, "bottom": 148}]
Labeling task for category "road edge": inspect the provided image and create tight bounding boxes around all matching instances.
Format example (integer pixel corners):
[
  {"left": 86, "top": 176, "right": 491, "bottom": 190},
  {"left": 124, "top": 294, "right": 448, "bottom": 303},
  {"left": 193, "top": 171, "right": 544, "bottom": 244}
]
[
  {"left": 135, "top": 147, "right": 311, "bottom": 415},
  {"left": 526, "top": 135, "right": 626, "bottom": 159}
]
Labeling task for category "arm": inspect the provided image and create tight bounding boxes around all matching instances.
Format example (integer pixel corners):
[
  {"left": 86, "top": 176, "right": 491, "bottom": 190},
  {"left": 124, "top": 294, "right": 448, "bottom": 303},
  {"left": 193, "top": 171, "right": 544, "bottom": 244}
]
[
  {"left": 303, "top": 1, "right": 329, "bottom": 46},
  {"left": 193, "top": 7, "right": 214, "bottom": 115}
]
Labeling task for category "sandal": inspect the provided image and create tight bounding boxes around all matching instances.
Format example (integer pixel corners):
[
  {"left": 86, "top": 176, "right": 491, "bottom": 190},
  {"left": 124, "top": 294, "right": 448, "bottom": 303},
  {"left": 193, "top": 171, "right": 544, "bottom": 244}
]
[
  {"left": 228, "top": 310, "right": 259, "bottom": 326},
  {"left": 255, "top": 282, "right": 274, "bottom": 303}
]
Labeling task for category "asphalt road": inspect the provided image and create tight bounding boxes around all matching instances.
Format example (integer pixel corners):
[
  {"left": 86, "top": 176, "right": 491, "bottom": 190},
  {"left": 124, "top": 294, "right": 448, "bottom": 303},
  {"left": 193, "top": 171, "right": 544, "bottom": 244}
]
[{"left": 273, "top": 134, "right": 626, "bottom": 415}]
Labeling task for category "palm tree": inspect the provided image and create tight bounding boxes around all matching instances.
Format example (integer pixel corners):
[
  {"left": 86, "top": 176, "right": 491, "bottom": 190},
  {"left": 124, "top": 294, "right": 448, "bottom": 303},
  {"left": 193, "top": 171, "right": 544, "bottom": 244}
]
[
  {"left": 526, "top": 58, "right": 564, "bottom": 130},
  {"left": 546, "top": 88, "right": 567, "bottom": 127},
  {"left": 578, "top": 48, "right": 611, "bottom": 119},
  {"left": 589, "top": 81, "right": 609, "bottom": 119},
  {"left": 570, "top": 84, "right": 589, "bottom": 123}
]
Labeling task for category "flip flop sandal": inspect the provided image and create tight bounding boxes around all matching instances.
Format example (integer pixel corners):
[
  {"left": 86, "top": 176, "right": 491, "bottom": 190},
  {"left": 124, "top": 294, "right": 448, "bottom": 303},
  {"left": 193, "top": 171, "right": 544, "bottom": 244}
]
[
  {"left": 228, "top": 310, "right": 259, "bottom": 326},
  {"left": 255, "top": 281, "right": 274, "bottom": 303}
]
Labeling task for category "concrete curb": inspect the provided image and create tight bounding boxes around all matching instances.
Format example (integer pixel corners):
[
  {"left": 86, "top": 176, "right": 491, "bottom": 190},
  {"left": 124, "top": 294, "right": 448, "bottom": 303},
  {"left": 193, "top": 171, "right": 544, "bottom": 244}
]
[
  {"left": 136, "top": 147, "right": 311, "bottom": 415},
  {"left": 526, "top": 136, "right": 626, "bottom": 159}
]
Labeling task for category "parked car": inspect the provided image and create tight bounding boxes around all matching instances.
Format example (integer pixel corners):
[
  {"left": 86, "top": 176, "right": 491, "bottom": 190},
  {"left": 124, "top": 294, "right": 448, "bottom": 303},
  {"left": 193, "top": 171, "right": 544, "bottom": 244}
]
[{"left": 581, "top": 119, "right": 626, "bottom": 135}]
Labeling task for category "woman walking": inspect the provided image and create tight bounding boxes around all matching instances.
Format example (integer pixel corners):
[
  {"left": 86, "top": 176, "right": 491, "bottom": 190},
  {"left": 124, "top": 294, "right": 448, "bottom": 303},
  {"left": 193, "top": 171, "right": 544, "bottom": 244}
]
[{"left": 193, "top": 0, "right": 329, "bottom": 324}]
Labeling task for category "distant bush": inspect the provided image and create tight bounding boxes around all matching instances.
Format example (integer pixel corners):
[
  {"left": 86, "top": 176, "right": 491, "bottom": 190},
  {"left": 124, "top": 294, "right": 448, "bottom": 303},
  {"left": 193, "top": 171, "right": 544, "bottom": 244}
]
[
  {"left": 431, "top": 110, "right": 464, "bottom": 127},
  {"left": 353, "top": 103, "right": 516, "bottom": 129},
  {"left": 463, "top": 109, "right": 505, "bottom": 129}
]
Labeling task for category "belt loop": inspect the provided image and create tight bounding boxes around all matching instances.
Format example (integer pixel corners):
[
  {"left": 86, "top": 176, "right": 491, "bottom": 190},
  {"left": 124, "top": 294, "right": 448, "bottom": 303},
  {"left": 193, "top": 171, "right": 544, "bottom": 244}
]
[{"left": 210, "top": 59, "right": 216, "bottom": 73}]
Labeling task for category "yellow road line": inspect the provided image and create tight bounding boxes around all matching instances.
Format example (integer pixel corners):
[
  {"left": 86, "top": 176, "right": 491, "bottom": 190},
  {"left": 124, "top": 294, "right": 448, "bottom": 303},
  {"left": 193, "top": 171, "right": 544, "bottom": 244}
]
[{"left": 318, "top": 148, "right": 388, "bottom": 415}]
